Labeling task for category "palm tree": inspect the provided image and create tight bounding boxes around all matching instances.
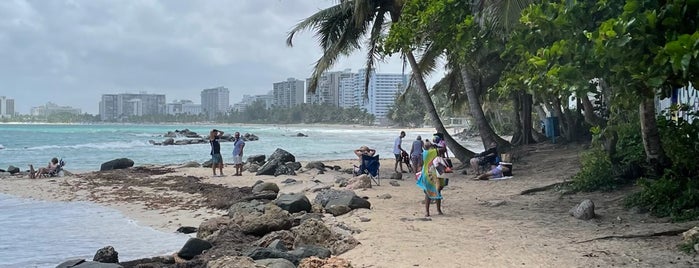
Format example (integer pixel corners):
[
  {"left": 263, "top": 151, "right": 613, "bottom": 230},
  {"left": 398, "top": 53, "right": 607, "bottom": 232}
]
[{"left": 286, "top": 0, "right": 476, "bottom": 162}]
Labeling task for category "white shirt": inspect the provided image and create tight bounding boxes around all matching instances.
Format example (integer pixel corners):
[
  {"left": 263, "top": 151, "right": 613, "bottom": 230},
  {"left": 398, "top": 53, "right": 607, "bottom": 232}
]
[{"left": 393, "top": 136, "right": 402, "bottom": 154}]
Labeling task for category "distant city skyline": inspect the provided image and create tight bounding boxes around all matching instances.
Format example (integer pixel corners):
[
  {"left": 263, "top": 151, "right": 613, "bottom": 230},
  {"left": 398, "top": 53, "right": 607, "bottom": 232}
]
[{"left": 1, "top": 1, "right": 427, "bottom": 115}]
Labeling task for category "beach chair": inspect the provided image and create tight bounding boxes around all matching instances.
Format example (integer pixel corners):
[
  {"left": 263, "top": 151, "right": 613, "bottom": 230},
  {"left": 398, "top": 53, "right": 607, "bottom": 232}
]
[
  {"left": 39, "top": 159, "right": 65, "bottom": 178},
  {"left": 358, "top": 154, "right": 381, "bottom": 186}
]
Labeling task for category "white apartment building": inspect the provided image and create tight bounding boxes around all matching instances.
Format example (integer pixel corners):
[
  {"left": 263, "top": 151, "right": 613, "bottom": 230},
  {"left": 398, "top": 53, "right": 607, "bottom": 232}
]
[
  {"left": 99, "top": 92, "right": 166, "bottom": 121},
  {"left": 0, "top": 96, "right": 15, "bottom": 118},
  {"left": 31, "top": 102, "right": 81, "bottom": 116},
  {"left": 306, "top": 69, "right": 352, "bottom": 106},
  {"left": 233, "top": 93, "right": 274, "bottom": 112},
  {"left": 167, "top": 100, "right": 201, "bottom": 115},
  {"left": 201, "top": 87, "right": 230, "bottom": 120},
  {"left": 338, "top": 69, "right": 408, "bottom": 119},
  {"left": 273, "top": 78, "right": 305, "bottom": 108}
]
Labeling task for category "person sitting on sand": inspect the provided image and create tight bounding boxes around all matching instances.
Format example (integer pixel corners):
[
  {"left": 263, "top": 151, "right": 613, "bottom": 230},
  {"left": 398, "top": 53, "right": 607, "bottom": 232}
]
[
  {"left": 473, "top": 162, "right": 510, "bottom": 180},
  {"left": 29, "top": 157, "right": 59, "bottom": 179},
  {"left": 470, "top": 141, "right": 498, "bottom": 174},
  {"left": 353, "top": 145, "right": 376, "bottom": 174}
]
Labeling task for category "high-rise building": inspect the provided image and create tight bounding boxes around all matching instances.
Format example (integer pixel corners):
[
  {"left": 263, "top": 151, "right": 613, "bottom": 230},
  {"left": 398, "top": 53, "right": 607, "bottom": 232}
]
[
  {"left": 201, "top": 87, "right": 230, "bottom": 120},
  {"left": 99, "top": 92, "right": 166, "bottom": 121},
  {"left": 167, "top": 100, "right": 201, "bottom": 115},
  {"left": 273, "top": 78, "right": 305, "bottom": 108},
  {"left": 337, "top": 69, "right": 409, "bottom": 119},
  {"left": 233, "top": 93, "right": 274, "bottom": 112},
  {"left": 31, "top": 102, "right": 81, "bottom": 116},
  {"left": 0, "top": 96, "right": 15, "bottom": 118},
  {"left": 306, "top": 69, "right": 352, "bottom": 106}
]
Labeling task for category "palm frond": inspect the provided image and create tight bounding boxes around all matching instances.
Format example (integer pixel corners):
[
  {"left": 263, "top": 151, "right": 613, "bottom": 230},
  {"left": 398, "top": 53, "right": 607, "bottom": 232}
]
[{"left": 362, "top": 9, "right": 387, "bottom": 95}]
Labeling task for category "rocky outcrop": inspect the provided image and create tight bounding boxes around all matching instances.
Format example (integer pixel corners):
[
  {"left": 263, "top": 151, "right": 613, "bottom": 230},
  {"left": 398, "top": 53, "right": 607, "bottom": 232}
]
[
  {"left": 152, "top": 130, "right": 259, "bottom": 146},
  {"left": 7, "top": 165, "right": 19, "bottom": 174},
  {"left": 228, "top": 200, "right": 292, "bottom": 236},
  {"left": 256, "top": 148, "right": 301, "bottom": 176},
  {"left": 93, "top": 246, "right": 118, "bottom": 263},
  {"left": 100, "top": 158, "right": 134, "bottom": 171}
]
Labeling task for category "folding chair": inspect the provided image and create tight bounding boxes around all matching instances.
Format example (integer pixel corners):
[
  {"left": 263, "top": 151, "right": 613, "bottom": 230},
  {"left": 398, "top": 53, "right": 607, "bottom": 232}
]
[
  {"left": 359, "top": 154, "right": 381, "bottom": 186},
  {"left": 40, "top": 159, "right": 65, "bottom": 178}
]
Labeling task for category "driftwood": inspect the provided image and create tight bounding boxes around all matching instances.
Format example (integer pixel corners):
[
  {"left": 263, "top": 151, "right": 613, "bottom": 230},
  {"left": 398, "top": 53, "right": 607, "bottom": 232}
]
[
  {"left": 520, "top": 181, "right": 569, "bottom": 195},
  {"left": 574, "top": 228, "right": 692, "bottom": 244}
]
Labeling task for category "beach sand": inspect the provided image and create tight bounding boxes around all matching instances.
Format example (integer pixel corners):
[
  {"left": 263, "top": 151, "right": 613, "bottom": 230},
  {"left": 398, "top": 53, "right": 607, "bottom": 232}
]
[{"left": 1, "top": 142, "right": 698, "bottom": 267}]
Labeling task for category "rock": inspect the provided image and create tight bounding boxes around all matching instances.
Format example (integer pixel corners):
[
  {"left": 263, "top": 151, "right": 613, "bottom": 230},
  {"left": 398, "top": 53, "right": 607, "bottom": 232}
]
[
  {"left": 256, "top": 258, "right": 296, "bottom": 268},
  {"left": 390, "top": 172, "right": 403, "bottom": 180},
  {"left": 269, "top": 148, "right": 296, "bottom": 163},
  {"left": 281, "top": 178, "right": 297, "bottom": 184},
  {"left": 247, "top": 154, "right": 266, "bottom": 164},
  {"left": 246, "top": 163, "right": 260, "bottom": 172},
  {"left": 257, "top": 159, "right": 281, "bottom": 176},
  {"left": 682, "top": 226, "right": 699, "bottom": 244},
  {"left": 197, "top": 216, "right": 232, "bottom": 240},
  {"left": 313, "top": 189, "right": 357, "bottom": 207},
  {"left": 286, "top": 162, "right": 302, "bottom": 171},
  {"left": 228, "top": 201, "right": 292, "bottom": 236},
  {"left": 56, "top": 259, "right": 123, "bottom": 267},
  {"left": 202, "top": 160, "right": 213, "bottom": 168},
  {"left": 267, "top": 239, "right": 289, "bottom": 251},
  {"left": 99, "top": 158, "right": 134, "bottom": 171},
  {"left": 359, "top": 217, "right": 371, "bottom": 222},
  {"left": 274, "top": 164, "right": 296, "bottom": 176},
  {"left": 177, "top": 237, "right": 212, "bottom": 260},
  {"left": 481, "top": 200, "right": 507, "bottom": 207},
  {"left": 288, "top": 245, "right": 332, "bottom": 260},
  {"left": 207, "top": 256, "right": 259, "bottom": 268},
  {"left": 296, "top": 132, "right": 308, "bottom": 137},
  {"left": 252, "top": 230, "right": 296, "bottom": 250},
  {"left": 176, "top": 226, "right": 197, "bottom": 234},
  {"left": 253, "top": 182, "right": 280, "bottom": 194},
  {"left": 377, "top": 194, "right": 392, "bottom": 199},
  {"left": 305, "top": 161, "right": 326, "bottom": 170},
  {"left": 325, "top": 204, "right": 352, "bottom": 216},
  {"left": 93, "top": 246, "right": 118, "bottom": 263},
  {"left": 325, "top": 194, "right": 371, "bottom": 210},
  {"left": 389, "top": 181, "right": 400, "bottom": 187},
  {"left": 247, "top": 247, "right": 300, "bottom": 265},
  {"left": 162, "top": 138, "right": 175, "bottom": 145},
  {"left": 569, "top": 199, "right": 595, "bottom": 220},
  {"left": 245, "top": 191, "right": 279, "bottom": 201},
  {"left": 346, "top": 174, "right": 371, "bottom": 190},
  {"left": 275, "top": 193, "right": 312, "bottom": 214},
  {"left": 7, "top": 165, "right": 19, "bottom": 174},
  {"left": 179, "top": 161, "right": 200, "bottom": 168},
  {"left": 291, "top": 218, "right": 359, "bottom": 255},
  {"left": 298, "top": 256, "right": 352, "bottom": 268}
]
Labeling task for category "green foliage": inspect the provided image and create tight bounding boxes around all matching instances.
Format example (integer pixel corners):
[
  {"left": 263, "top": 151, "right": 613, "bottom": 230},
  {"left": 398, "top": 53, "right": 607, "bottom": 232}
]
[
  {"left": 625, "top": 177, "right": 699, "bottom": 221},
  {"left": 225, "top": 103, "right": 375, "bottom": 125},
  {"left": 657, "top": 115, "right": 699, "bottom": 176},
  {"left": 387, "top": 88, "right": 426, "bottom": 127},
  {"left": 569, "top": 148, "right": 618, "bottom": 192}
]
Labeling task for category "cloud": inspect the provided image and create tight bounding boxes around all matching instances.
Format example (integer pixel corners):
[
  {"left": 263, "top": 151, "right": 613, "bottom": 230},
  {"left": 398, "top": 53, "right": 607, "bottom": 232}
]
[{"left": 0, "top": 0, "right": 413, "bottom": 114}]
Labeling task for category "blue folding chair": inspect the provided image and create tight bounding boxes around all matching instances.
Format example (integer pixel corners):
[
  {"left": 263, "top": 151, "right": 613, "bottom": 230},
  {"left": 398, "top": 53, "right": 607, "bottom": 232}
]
[{"left": 358, "top": 154, "right": 381, "bottom": 186}]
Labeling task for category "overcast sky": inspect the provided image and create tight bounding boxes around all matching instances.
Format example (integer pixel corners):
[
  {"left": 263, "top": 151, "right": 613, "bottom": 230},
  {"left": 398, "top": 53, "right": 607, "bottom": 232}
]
[{"left": 0, "top": 0, "right": 417, "bottom": 114}]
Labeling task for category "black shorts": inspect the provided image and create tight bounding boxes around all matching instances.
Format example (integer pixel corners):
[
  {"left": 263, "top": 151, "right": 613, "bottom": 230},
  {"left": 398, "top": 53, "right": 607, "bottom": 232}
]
[{"left": 395, "top": 153, "right": 402, "bottom": 161}]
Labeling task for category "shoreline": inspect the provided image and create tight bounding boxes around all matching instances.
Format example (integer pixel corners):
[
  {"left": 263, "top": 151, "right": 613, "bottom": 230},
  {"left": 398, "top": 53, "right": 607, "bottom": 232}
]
[{"left": 1, "top": 146, "right": 697, "bottom": 267}]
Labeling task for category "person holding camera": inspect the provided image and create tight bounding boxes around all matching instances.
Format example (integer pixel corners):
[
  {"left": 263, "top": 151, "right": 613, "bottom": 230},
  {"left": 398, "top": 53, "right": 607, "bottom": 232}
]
[{"left": 209, "top": 129, "right": 225, "bottom": 177}]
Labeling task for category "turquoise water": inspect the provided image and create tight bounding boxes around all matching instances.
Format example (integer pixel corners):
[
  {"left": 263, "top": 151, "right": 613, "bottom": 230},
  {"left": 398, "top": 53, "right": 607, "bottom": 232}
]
[{"left": 0, "top": 123, "right": 479, "bottom": 172}]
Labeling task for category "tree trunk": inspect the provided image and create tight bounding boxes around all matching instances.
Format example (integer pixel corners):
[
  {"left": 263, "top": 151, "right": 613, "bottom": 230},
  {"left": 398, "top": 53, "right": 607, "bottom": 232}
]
[
  {"left": 459, "top": 64, "right": 510, "bottom": 149},
  {"left": 639, "top": 97, "right": 669, "bottom": 172},
  {"left": 406, "top": 51, "right": 474, "bottom": 162},
  {"left": 520, "top": 92, "right": 534, "bottom": 145},
  {"left": 511, "top": 91, "right": 523, "bottom": 145}
]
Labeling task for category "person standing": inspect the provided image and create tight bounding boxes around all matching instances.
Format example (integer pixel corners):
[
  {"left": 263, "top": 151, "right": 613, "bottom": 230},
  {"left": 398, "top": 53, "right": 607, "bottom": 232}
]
[
  {"left": 232, "top": 132, "right": 245, "bottom": 176},
  {"left": 393, "top": 131, "right": 407, "bottom": 173},
  {"left": 416, "top": 139, "right": 447, "bottom": 217},
  {"left": 209, "top": 129, "right": 224, "bottom": 177},
  {"left": 410, "top": 135, "right": 423, "bottom": 174}
]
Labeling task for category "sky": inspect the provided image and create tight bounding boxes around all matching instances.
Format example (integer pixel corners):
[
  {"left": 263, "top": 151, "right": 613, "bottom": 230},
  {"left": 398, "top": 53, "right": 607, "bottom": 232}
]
[{"left": 0, "top": 0, "right": 421, "bottom": 115}]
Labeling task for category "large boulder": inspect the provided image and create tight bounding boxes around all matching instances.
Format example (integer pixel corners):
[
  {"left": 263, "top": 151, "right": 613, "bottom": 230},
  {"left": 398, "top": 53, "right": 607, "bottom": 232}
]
[
  {"left": 56, "top": 259, "right": 123, "bottom": 268},
  {"left": 346, "top": 174, "right": 372, "bottom": 190},
  {"left": 93, "top": 246, "right": 118, "bottom": 263},
  {"left": 7, "top": 165, "right": 20, "bottom": 174},
  {"left": 177, "top": 238, "right": 213, "bottom": 260},
  {"left": 325, "top": 194, "right": 371, "bottom": 210},
  {"left": 269, "top": 148, "right": 296, "bottom": 163},
  {"left": 162, "top": 138, "right": 175, "bottom": 145},
  {"left": 275, "top": 193, "right": 312, "bottom": 214},
  {"left": 313, "top": 189, "right": 358, "bottom": 207},
  {"left": 256, "top": 258, "right": 296, "bottom": 268},
  {"left": 291, "top": 218, "right": 359, "bottom": 255},
  {"left": 305, "top": 161, "right": 326, "bottom": 170},
  {"left": 253, "top": 182, "right": 280, "bottom": 194},
  {"left": 252, "top": 230, "right": 296, "bottom": 250},
  {"left": 228, "top": 200, "right": 292, "bottom": 236},
  {"left": 197, "top": 216, "right": 232, "bottom": 240},
  {"left": 100, "top": 158, "right": 134, "bottom": 171},
  {"left": 247, "top": 155, "right": 266, "bottom": 164}
]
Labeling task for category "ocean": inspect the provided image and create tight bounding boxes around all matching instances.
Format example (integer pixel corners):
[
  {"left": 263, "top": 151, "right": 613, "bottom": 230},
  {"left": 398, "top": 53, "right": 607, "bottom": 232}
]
[{"left": 0, "top": 123, "right": 482, "bottom": 267}]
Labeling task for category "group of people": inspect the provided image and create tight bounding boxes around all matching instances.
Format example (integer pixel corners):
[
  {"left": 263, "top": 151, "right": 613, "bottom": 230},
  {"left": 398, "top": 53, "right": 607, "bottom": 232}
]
[{"left": 208, "top": 129, "right": 246, "bottom": 177}]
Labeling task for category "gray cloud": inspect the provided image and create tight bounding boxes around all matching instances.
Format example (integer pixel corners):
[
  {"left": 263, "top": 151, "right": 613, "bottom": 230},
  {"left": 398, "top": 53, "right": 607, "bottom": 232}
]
[{"left": 0, "top": 0, "right": 411, "bottom": 114}]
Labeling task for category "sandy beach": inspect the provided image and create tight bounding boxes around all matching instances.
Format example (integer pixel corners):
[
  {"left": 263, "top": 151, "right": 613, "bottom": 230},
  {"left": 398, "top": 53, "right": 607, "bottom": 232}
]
[{"left": 1, "top": 142, "right": 698, "bottom": 267}]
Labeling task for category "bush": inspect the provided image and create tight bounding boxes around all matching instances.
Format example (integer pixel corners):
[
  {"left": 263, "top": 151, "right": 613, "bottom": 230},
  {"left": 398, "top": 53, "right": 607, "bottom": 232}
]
[
  {"left": 625, "top": 177, "right": 699, "bottom": 222},
  {"left": 569, "top": 148, "right": 618, "bottom": 192}
]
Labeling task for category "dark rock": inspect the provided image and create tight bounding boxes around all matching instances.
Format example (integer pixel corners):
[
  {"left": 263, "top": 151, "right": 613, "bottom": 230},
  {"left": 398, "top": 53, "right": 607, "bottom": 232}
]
[
  {"left": 99, "top": 158, "right": 134, "bottom": 171},
  {"left": 7, "top": 165, "right": 19, "bottom": 174},
  {"left": 208, "top": 256, "right": 258, "bottom": 268},
  {"left": 267, "top": 239, "right": 289, "bottom": 251},
  {"left": 247, "top": 154, "right": 266, "bottom": 164},
  {"left": 228, "top": 201, "right": 292, "bottom": 236},
  {"left": 281, "top": 178, "right": 297, "bottom": 184},
  {"left": 179, "top": 161, "right": 200, "bottom": 168},
  {"left": 177, "top": 238, "right": 213, "bottom": 260},
  {"left": 244, "top": 191, "right": 279, "bottom": 201},
  {"left": 247, "top": 247, "right": 300, "bottom": 265},
  {"left": 286, "top": 162, "right": 302, "bottom": 171},
  {"left": 269, "top": 148, "right": 296, "bottom": 163},
  {"left": 256, "top": 159, "right": 281, "bottom": 176},
  {"left": 288, "top": 245, "right": 332, "bottom": 260},
  {"left": 93, "top": 246, "right": 118, "bottom": 263},
  {"left": 313, "top": 189, "right": 357, "bottom": 207},
  {"left": 305, "top": 161, "right": 326, "bottom": 170},
  {"left": 252, "top": 182, "right": 280, "bottom": 194},
  {"left": 56, "top": 259, "right": 123, "bottom": 268},
  {"left": 252, "top": 230, "right": 296, "bottom": 249},
  {"left": 176, "top": 226, "right": 198, "bottom": 234},
  {"left": 377, "top": 194, "right": 392, "bottom": 199},
  {"left": 162, "top": 138, "right": 175, "bottom": 145},
  {"left": 296, "top": 132, "right": 308, "bottom": 137},
  {"left": 325, "top": 204, "right": 352, "bottom": 216},
  {"left": 246, "top": 163, "right": 260, "bottom": 172},
  {"left": 332, "top": 165, "right": 342, "bottom": 171},
  {"left": 389, "top": 181, "right": 400, "bottom": 187},
  {"left": 291, "top": 218, "right": 359, "bottom": 255},
  {"left": 275, "top": 193, "right": 312, "bottom": 214},
  {"left": 390, "top": 172, "right": 403, "bottom": 180},
  {"left": 274, "top": 164, "right": 296, "bottom": 176},
  {"left": 325, "top": 195, "right": 371, "bottom": 210}
]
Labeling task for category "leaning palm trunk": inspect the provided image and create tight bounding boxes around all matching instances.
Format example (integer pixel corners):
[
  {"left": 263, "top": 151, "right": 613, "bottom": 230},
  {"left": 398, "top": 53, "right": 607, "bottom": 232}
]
[
  {"left": 459, "top": 65, "right": 510, "bottom": 149},
  {"left": 406, "top": 52, "right": 474, "bottom": 162}
]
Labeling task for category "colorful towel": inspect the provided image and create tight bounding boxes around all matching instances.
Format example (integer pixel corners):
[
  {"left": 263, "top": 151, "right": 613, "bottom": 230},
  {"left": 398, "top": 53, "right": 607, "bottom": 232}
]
[{"left": 416, "top": 148, "right": 443, "bottom": 200}]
